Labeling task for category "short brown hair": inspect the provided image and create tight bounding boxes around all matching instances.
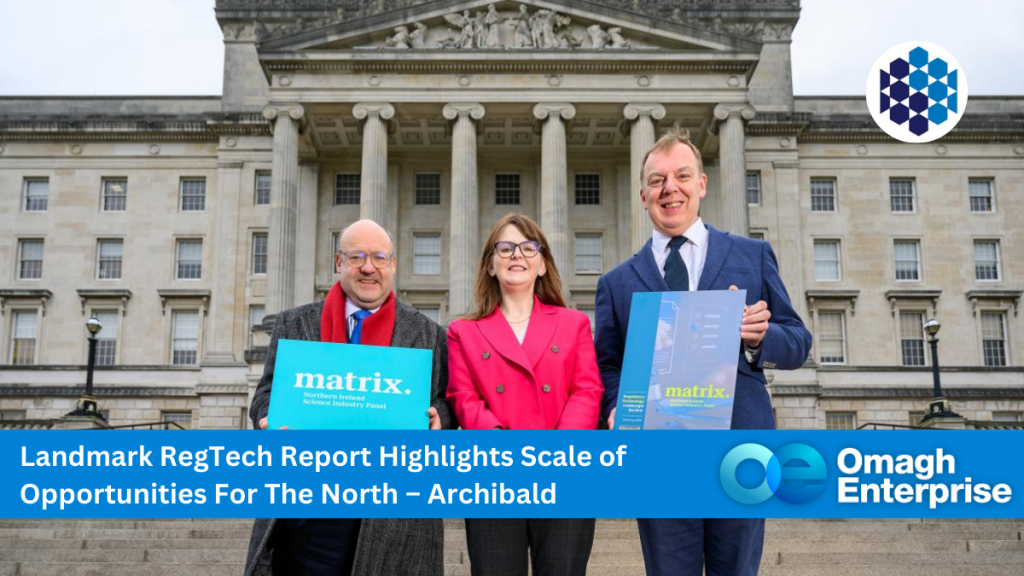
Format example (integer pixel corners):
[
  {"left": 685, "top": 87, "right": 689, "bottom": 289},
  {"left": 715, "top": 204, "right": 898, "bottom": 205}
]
[
  {"left": 463, "top": 213, "right": 566, "bottom": 321},
  {"left": 640, "top": 124, "right": 703, "bottom": 184}
]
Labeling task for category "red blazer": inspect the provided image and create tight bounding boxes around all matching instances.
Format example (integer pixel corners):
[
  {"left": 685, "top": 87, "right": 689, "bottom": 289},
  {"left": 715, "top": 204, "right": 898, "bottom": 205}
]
[{"left": 447, "top": 296, "right": 604, "bottom": 430}]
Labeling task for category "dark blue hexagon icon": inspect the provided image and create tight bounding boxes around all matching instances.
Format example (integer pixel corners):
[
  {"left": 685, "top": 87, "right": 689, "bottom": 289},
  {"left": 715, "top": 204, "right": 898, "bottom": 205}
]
[
  {"left": 909, "top": 47, "right": 929, "bottom": 68},
  {"left": 889, "top": 103, "right": 910, "bottom": 125},
  {"left": 948, "top": 92, "right": 958, "bottom": 113},
  {"left": 929, "top": 80, "right": 949, "bottom": 103},
  {"left": 909, "top": 70, "right": 929, "bottom": 91},
  {"left": 929, "top": 58, "right": 948, "bottom": 79},
  {"left": 890, "top": 80, "right": 909, "bottom": 102},
  {"left": 909, "top": 92, "right": 929, "bottom": 113},
  {"left": 880, "top": 69, "right": 891, "bottom": 88},
  {"left": 948, "top": 70, "right": 958, "bottom": 89},
  {"left": 929, "top": 103, "right": 949, "bottom": 125},
  {"left": 880, "top": 93, "right": 891, "bottom": 113},
  {"left": 890, "top": 58, "right": 910, "bottom": 79},
  {"left": 909, "top": 114, "right": 929, "bottom": 136}
]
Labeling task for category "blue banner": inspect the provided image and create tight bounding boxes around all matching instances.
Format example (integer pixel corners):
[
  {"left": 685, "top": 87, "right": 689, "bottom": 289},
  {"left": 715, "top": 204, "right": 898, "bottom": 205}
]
[{"left": 3, "top": 430, "right": 1021, "bottom": 519}]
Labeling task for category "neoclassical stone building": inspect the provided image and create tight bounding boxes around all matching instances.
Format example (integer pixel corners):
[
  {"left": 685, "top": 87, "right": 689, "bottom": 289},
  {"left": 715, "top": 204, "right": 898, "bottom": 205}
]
[{"left": 1, "top": 0, "right": 1022, "bottom": 430}]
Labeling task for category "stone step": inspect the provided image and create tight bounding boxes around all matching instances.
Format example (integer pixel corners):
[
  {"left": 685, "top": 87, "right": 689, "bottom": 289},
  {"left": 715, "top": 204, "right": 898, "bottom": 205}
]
[
  {"left": 759, "top": 567, "right": 1024, "bottom": 576},
  {"left": 0, "top": 528, "right": 253, "bottom": 540},
  {"left": 970, "top": 541, "right": 1024, "bottom": 552},
  {"left": 444, "top": 565, "right": 647, "bottom": 576},
  {"left": 778, "top": 552, "right": 1024, "bottom": 566},
  {"left": 0, "top": 520, "right": 253, "bottom": 530},
  {"left": 765, "top": 530, "right": 1021, "bottom": 542},
  {"left": 764, "top": 540, "right": 970, "bottom": 553},
  {"left": 2, "top": 563, "right": 244, "bottom": 576},
  {"left": 82, "top": 538, "right": 251, "bottom": 550}
]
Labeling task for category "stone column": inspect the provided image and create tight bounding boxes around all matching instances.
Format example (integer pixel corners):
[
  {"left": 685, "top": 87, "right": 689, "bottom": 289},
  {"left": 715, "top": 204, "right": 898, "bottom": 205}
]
[
  {"left": 713, "top": 104, "right": 756, "bottom": 237},
  {"left": 353, "top": 103, "right": 394, "bottom": 226},
  {"left": 623, "top": 103, "right": 666, "bottom": 252},
  {"left": 443, "top": 103, "right": 486, "bottom": 319},
  {"left": 203, "top": 160, "right": 244, "bottom": 365},
  {"left": 533, "top": 103, "right": 575, "bottom": 297},
  {"left": 262, "top": 104, "right": 305, "bottom": 318}
]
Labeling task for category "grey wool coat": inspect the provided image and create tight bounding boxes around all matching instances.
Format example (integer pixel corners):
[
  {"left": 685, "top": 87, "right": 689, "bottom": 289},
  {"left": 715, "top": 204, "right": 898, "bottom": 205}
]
[{"left": 244, "top": 297, "right": 455, "bottom": 576}]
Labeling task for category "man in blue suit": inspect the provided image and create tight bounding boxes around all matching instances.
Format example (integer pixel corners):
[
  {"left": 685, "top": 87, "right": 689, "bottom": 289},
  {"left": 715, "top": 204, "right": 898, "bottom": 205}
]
[{"left": 595, "top": 126, "right": 812, "bottom": 576}]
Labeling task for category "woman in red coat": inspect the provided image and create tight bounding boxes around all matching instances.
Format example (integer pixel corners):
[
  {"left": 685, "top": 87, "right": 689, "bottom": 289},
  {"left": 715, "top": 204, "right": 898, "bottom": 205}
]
[{"left": 447, "top": 213, "right": 603, "bottom": 576}]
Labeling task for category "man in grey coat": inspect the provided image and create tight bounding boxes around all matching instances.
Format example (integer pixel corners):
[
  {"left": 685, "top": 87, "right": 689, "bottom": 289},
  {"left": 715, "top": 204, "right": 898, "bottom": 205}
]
[{"left": 245, "top": 219, "right": 455, "bottom": 576}]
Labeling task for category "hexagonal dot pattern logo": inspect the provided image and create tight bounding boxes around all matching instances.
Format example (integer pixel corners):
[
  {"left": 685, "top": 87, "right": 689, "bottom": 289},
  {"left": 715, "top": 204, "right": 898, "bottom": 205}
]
[{"left": 866, "top": 41, "right": 968, "bottom": 143}]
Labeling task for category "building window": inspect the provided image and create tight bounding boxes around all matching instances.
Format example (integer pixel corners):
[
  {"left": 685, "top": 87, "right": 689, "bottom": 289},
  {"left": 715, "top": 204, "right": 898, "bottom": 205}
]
[
  {"left": 813, "top": 240, "right": 841, "bottom": 282},
  {"left": 92, "top": 310, "right": 119, "bottom": 366},
  {"left": 810, "top": 178, "right": 836, "bottom": 212},
  {"left": 749, "top": 232, "right": 765, "bottom": 242},
  {"left": 818, "top": 311, "right": 846, "bottom": 365},
  {"left": 252, "top": 233, "right": 268, "bottom": 275},
  {"left": 162, "top": 412, "right": 193, "bottom": 430},
  {"left": 973, "top": 240, "right": 1001, "bottom": 281},
  {"left": 826, "top": 412, "right": 857, "bottom": 430},
  {"left": 171, "top": 311, "right": 199, "bottom": 366},
  {"left": 969, "top": 178, "right": 994, "bottom": 213},
  {"left": 176, "top": 240, "right": 203, "bottom": 280},
  {"left": 17, "top": 240, "right": 44, "bottom": 280},
  {"left": 24, "top": 179, "right": 49, "bottom": 212},
  {"left": 574, "top": 233, "right": 603, "bottom": 274},
  {"left": 180, "top": 178, "right": 206, "bottom": 212},
  {"left": 889, "top": 178, "right": 916, "bottom": 212},
  {"left": 414, "top": 306, "right": 441, "bottom": 324},
  {"left": 248, "top": 305, "right": 265, "bottom": 349},
  {"left": 413, "top": 233, "right": 442, "bottom": 275},
  {"left": 335, "top": 173, "right": 361, "bottom": 205},
  {"left": 102, "top": 178, "right": 127, "bottom": 212},
  {"left": 746, "top": 172, "right": 761, "bottom": 205},
  {"left": 981, "top": 312, "right": 1008, "bottom": 367},
  {"left": 899, "top": 311, "right": 926, "bottom": 367},
  {"left": 10, "top": 311, "right": 38, "bottom": 365},
  {"left": 255, "top": 172, "right": 271, "bottom": 206},
  {"left": 97, "top": 240, "right": 123, "bottom": 280},
  {"left": 495, "top": 173, "right": 520, "bottom": 205},
  {"left": 894, "top": 240, "right": 921, "bottom": 281},
  {"left": 993, "top": 412, "right": 1022, "bottom": 423},
  {"left": 574, "top": 173, "right": 601, "bottom": 205},
  {"left": 0, "top": 410, "right": 27, "bottom": 421},
  {"left": 415, "top": 173, "right": 441, "bottom": 205},
  {"left": 331, "top": 232, "right": 341, "bottom": 272}
]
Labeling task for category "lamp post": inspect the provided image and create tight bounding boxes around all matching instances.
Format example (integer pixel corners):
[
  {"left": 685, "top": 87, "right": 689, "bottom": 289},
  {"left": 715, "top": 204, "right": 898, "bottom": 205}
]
[
  {"left": 920, "top": 318, "right": 962, "bottom": 422},
  {"left": 66, "top": 316, "right": 106, "bottom": 421}
]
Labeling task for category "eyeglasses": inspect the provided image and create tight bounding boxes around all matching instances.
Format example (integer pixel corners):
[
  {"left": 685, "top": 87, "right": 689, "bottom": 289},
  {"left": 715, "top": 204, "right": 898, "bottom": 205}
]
[
  {"left": 339, "top": 251, "right": 393, "bottom": 269},
  {"left": 493, "top": 241, "right": 542, "bottom": 259}
]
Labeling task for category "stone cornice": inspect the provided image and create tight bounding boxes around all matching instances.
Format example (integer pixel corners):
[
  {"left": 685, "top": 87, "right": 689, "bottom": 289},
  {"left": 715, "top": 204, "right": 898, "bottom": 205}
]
[
  {"left": 0, "top": 385, "right": 200, "bottom": 397},
  {"left": 206, "top": 112, "right": 274, "bottom": 136},
  {"left": 0, "top": 116, "right": 221, "bottom": 143},
  {"left": 742, "top": 112, "right": 1024, "bottom": 143},
  {"left": 770, "top": 385, "right": 1024, "bottom": 397}
]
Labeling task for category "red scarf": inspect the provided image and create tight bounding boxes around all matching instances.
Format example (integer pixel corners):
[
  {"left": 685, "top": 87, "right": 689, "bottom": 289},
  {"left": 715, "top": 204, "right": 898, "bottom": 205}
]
[{"left": 320, "top": 283, "right": 396, "bottom": 347}]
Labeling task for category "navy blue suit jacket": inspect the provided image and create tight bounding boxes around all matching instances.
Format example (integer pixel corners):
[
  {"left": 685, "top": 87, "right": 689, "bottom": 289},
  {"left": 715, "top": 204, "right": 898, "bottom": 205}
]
[{"left": 595, "top": 225, "right": 812, "bottom": 430}]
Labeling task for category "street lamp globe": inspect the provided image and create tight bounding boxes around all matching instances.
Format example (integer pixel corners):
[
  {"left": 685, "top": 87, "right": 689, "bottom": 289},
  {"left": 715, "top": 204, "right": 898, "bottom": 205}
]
[
  {"left": 86, "top": 316, "right": 103, "bottom": 336},
  {"left": 924, "top": 318, "right": 940, "bottom": 338}
]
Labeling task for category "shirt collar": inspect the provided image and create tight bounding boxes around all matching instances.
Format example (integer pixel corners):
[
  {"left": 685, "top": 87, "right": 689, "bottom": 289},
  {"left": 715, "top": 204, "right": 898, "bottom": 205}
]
[
  {"left": 345, "top": 297, "right": 381, "bottom": 320},
  {"left": 652, "top": 217, "right": 706, "bottom": 252}
]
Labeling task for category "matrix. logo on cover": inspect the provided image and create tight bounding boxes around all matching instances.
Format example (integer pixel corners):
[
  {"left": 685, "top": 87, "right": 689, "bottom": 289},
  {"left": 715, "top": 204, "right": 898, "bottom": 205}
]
[
  {"left": 720, "top": 443, "right": 827, "bottom": 505},
  {"left": 866, "top": 41, "right": 968, "bottom": 143}
]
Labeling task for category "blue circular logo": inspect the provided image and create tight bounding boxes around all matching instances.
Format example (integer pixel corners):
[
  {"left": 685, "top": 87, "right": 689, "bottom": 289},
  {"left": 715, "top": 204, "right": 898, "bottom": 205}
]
[{"left": 720, "top": 443, "right": 827, "bottom": 505}]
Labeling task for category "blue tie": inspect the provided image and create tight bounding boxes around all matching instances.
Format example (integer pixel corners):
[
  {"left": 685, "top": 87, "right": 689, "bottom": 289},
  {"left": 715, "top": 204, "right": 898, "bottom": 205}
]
[
  {"left": 349, "top": 309, "right": 373, "bottom": 344},
  {"left": 664, "top": 235, "right": 690, "bottom": 292}
]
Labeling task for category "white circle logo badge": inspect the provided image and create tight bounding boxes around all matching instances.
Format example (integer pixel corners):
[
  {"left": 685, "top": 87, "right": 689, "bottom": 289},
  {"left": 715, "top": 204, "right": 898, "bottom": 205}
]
[{"left": 866, "top": 41, "right": 968, "bottom": 143}]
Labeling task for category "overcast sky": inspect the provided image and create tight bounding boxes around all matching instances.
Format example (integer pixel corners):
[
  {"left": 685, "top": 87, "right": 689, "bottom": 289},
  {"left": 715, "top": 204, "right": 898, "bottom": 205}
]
[{"left": 1, "top": 0, "right": 1021, "bottom": 96}]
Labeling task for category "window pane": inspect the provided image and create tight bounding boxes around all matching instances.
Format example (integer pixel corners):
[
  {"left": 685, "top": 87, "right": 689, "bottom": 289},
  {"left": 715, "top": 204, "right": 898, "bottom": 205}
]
[
  {"left": 981, "top": 312, "right": 1007, "bottom": 367},
  {"left": 813, "top": 240, "right": 840, "bottom": 281},
  {"left": 335, "top": 173, "right": 361, "bottom": 205},
  {"left": 413, "top": 234, "right": 441, "bottom": 275},
  {"left": 0, "top": 410, "right": 27, "bottom": 421},
  {"left": 818, "top": 311, "right": 845, "bottom": 365},
  {"left": 969, "top": 179, "right": 993, "bottom": 212},
  {"left": 172, "top": 311, "right": 199, "bottom": 366},
  {"left": 250, "top": 305, "right": 265, "bottom": 329},
  {"left": 415, "top": 173, "right": 441, "bottom": 205},
  {"left": 889, "top": 179, "right": 915, "bottom": 212},
  {"left": 102, "top": 179, "right": 127, "bottom": 212},
  {"left": 810, "top": 179, "right": 836, "bottom": 212},
  {"left": 899, "top": 312, "right": 926, "bottom": 367},
  {"left": 162, "top": 412, "right": 193, "bottom": 430},
  {"left": 992, "top": 412, "right": 1022, "bottom": 423},
  {"left": 252, "top": 233, "right": 268, "bottom": 275},
  {"left": 415, "top": 307, "right": 441, "bottom": 324},
  {"left": 495, "top": 173, "right": 520, "bottom": 205},
  {"left": 92, "top": 311, "right": 118, "bottom": 366},
  {"left": 574, "top": 173, "right": 600, "bottom": 205},
  {"left": 973, "top": 240, "right": 1000, "bottom": 281},
  {"left": 25, "top": 179, "right": 49, "bottom": 211},
  {"left": 97, "top": 240, "right": 123, "bottom": 280},
  {"left": 255, "top": 172, "right": 271, "bottom": 205},
  {"left": 894, "top": 240, "right": 920, "bottom": 281},
  {"left": 746, "top": 172, "right": 761, "bottom": 205},
  {"left": 177, "top": 240, "right": 203, "bottom": 280},
  {"left": 19, "top": 240, "right": 44, "bottom": 280},
  {"left": 826, "top": 412, "right": 857, "bottom": 430},
  {"left": 574, "top": 234, "right": 603, "bottom": 273},
  {"left": 11, "top": 311, "right": 38, "bottom": 365},
  {"left": 180, "top": 179, "right": 206, "bottom": 211}
]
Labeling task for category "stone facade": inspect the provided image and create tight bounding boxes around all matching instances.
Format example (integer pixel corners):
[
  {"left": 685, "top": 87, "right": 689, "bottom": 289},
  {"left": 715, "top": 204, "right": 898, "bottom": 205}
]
[{"left": 1, "top": 0, "right": 1021, "bottom": 430}]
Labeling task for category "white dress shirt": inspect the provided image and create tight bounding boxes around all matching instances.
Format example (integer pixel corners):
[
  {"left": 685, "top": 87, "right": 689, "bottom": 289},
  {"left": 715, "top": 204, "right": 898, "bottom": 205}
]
[
  {"left": 651, "top": 217, "right": 709, "bottom": 291},
  {"left": 345, "top": 297, "right": 381, "bottom": 340}
]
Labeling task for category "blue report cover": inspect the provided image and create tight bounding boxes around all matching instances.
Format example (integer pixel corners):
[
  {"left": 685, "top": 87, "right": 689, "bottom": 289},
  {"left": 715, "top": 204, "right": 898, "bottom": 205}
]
[
  {"left": 268, "top": 340, "right": 433, "bottom": 430},
  {"left": 615, "top": 290, "right": 745, "bottom": 430}
]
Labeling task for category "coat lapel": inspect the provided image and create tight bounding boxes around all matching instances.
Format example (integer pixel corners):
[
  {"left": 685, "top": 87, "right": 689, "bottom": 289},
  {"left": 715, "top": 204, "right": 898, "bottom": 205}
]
[
  {"left": 298, "top": 302, "right": 323, "bottom": 342},
  {"left": 697, "top": 225, "right": 733, "bottom": 291},
  {"left": 521, "top": 297, "right": 559, "bottom": 369},
  {"left": 476, "top": 306, "right": 534, "bottom": 377},
  {"left": 629, "top": 238, "right": 670, "bottom": 292}
]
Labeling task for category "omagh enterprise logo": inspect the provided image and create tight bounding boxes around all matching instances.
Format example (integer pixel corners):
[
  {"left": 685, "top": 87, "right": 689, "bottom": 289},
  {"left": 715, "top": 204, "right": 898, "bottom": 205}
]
[
  {"left": 867, "top": 41, "right": 968, "bottom": 143},
  {"left": 720, "top": 443, "right": 827, "bottom": 505}
]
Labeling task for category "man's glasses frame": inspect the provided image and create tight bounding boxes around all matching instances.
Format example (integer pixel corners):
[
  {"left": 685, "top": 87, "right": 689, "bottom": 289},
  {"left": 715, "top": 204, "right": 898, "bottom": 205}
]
[{"left": 338, "top": 250, "right": 394, "bottom": 269}]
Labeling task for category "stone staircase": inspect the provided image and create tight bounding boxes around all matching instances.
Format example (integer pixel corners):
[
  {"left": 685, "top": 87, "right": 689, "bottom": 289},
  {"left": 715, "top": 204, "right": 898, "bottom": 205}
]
[{"left": 0, "top": 518, "right": 1021, "bottom": 575}]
